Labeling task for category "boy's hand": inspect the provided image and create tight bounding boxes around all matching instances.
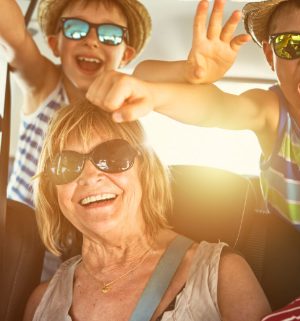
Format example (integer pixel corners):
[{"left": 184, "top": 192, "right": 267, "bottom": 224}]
[
  {"left": 185, "top": 0, "right": 251, "bottom": 84},
  {"left": 86, "top": 71, "right": 155, "bottom": 122}
]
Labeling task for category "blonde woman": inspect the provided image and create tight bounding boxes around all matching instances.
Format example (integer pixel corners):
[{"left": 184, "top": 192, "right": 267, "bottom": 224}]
[{"left": 23, "top": 100, "right": 270, "bottom": 321}]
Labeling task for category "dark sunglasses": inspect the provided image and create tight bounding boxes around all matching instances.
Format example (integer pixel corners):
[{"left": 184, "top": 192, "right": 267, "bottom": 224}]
[
  {"left": 269, "top": 32, "right": 300, "bottom": 60},
  {"left": 45, "top": 139, "right": 138, "bottom": 185},
  {"left": 60, "top": 17, "right": 128, "bottom": 46}
]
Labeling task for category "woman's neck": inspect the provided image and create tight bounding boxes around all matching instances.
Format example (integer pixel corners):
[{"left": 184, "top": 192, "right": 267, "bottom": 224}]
[{"left": 80, "top": 229, "right": 176, "bottom": 271}]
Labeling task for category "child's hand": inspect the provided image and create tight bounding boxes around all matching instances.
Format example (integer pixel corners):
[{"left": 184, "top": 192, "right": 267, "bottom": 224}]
[
  {"left": 185, "top": 0, "right": 251, "bottom": 84},
  {"left": 86, "top": 71, "right": 155, "bottom": 122}
]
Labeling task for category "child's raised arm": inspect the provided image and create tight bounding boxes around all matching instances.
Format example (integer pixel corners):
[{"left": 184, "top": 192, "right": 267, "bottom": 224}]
[
  {"left": 0, "top": 0, "right": 56, "bottom": 97},
  {"left": 133, "top": 0, "right": 250, "bottom": 84}
]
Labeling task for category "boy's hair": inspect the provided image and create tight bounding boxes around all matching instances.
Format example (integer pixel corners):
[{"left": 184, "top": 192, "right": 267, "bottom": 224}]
[
  {"left": 34, "top": 100, "right": 172, "bottom": 255},
  {"left": 242, "top": 0, "right": 299, "bottom": 47},
  {"left": 38, "top": 0, "right": 151, "bottom": 56}
]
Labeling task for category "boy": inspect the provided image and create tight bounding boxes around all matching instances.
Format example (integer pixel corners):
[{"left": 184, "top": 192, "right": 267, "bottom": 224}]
[
  {"left": 89, "top": 0, "right": 300, "bottom": 231},
  {"left": 0, "top": 0, "right": 150, "bottom": 208}
]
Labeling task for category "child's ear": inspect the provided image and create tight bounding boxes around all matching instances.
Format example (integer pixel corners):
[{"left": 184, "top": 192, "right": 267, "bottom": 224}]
[
  {"left": 262, "top": 41, "right": 274, "bottom": 71},
  {"left": 119, "top": 46, "right": 136, "bottom": 68},
  {"left": 48, "top": 35, "right": 60, "bottom": 57}
]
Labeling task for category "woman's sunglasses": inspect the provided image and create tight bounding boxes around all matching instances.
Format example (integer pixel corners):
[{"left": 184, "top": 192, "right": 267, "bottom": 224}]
[
  {"left": 45, "top": 139, "right": 138, "bottom": 185},
  {"left": 269, "top": 32, "right": 300, "bottom": 60},
  {"left": 60, "top": 17, "right": 128, "bottom": 46}
]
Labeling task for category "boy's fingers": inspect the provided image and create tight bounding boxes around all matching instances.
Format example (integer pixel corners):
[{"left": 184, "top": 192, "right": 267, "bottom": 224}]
[
  {"left": 230, "top": 34, "right": 251, "bottom": 52},
  {"left": 220, "top": 10, "right": 241, "bottom": 43},
  {"left": 102, "top": 79, "right": 132, "bottom": 112},
  {"left": 86, "top": 75, "right": 111, "bottom": 108},
  {"left": 112, "top": 99, "right": 153, "bottom": 122},
  {"left": 207, "top": 0, "right": 226, "bottom": 39},
  {"left": 86, "top": 86, "right": 105, "bottom": 109},
  {"left": 192, "top": 0, "right": 209, "bottom": 45}
]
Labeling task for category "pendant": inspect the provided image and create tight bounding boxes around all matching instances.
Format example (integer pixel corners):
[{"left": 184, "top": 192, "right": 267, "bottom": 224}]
[{"left": 101, "top": 284, "right": 110, "bottom": 293}]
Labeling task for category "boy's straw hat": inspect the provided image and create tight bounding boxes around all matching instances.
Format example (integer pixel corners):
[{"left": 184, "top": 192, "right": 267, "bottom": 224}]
[
  {"left": 38, "top": 0, "right": 152, "bottom": 56},
  {"left": 117, "top": 0, "right": 152, "bottom": 56},
  {"left": 243, "top": 0, "right": 288, "bottom": 47}
]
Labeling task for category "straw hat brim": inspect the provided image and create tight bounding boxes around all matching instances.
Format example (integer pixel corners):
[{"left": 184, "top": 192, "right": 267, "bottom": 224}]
[
  {"left": 242, "top": 0, "right": 288, "bottom": 47},
  {"left": 117, "top": 0, "right": 152, "bottom": 56}
]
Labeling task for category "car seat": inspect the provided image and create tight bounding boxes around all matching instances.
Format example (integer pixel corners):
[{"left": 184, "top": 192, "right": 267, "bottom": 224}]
[{"left": 169, "top": 165, "right": 300, "bottom": 310}]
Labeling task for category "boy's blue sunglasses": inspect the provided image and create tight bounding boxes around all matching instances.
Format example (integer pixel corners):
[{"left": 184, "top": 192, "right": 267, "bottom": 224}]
[
  {"left": 269, "top": 32, "right": 300, "bottom": 60},
  {"left": 60, "top": 17, "right": 128, "bottom": 46}
]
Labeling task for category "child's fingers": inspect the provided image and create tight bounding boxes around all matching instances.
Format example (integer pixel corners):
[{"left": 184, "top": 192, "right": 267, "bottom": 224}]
[
  {"left": 207, "top": 0, "right": 226, "bottom": 39},
  {"left": 86, "top": 85, "right": 106, "bottom": 109},
  {"left": 220, "top": 10, "right": 241, "bottom": 43},
  {"left": 230, "top": 34, "right": 251, "bottom": 52},
  {"left": 102, "top": 76, "right": 134, "bottom": 112},
  {"left": 86, "top": 74, "right": 112, "bottom": 108},
  {"left": 112, "top": 99, "right": 153, "bottom": 123},
  {"left": 192, "top": 0, "right": 209, "bottom": 46}
]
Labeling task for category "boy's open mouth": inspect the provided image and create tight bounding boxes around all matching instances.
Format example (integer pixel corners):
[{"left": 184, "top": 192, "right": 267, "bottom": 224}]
[{"left": 76, "top": 56, "right": 103, "bottom": 72}]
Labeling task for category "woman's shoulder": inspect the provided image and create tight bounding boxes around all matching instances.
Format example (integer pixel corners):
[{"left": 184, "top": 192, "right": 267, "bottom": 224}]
[
  {"left": 22, "top": 255, "right": 81, "bottom": 321},
  {"left": 22, "top": 282, "right": 49, "bottom": 321}
]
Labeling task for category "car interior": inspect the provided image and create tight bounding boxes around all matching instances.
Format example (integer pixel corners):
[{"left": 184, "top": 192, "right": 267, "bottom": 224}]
[{"left": 1, "top": 1, "right": 300, "bottom": 321}]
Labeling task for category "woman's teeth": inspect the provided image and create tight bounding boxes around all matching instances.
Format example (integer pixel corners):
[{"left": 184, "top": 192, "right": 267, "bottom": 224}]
[{"left": 80, "top": 193, "right": 117, "bottom": 205}]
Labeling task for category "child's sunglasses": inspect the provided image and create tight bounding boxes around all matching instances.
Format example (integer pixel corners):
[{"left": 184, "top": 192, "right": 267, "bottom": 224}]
[
  {"left": 60, "top": 17, "right": 128, "bottom": 46},
  {"left": 269, "top": 32, "right": 300, "bottom": 60},
  {"left": 45, "top": 139, "right": 138, "bottom": 185}
]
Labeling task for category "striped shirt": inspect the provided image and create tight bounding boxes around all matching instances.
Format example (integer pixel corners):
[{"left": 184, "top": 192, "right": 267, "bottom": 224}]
[
  {"left": 7, "top": 81, "right": 68, "bottom": 208},
  {"left": 262, "top": 297, "right": 300, "bottom": 321},
  {"left": 260, "top": 85, "right": 300, "bottom": 230}
]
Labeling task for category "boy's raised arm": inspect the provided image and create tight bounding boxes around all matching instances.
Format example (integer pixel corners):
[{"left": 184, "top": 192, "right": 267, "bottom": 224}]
[
  {"left": 134, "top": 0, "right": 250, "bottom": 84},
  {"left": 0, "top": 0, "right": 54, "bottom": 92},
  {"left": 87, "top": 70, "right": 274, "bottom": 135},
  {"left": 87, "top": 0, "right": 278, "bottom": 151}
]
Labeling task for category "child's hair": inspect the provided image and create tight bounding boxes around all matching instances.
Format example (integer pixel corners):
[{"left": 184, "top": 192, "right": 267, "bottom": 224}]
[
  {"left": 38, "top": 0, "right": 151, "bottom": 56},
  {"left": 243, "top": 0, "right": 300, "bottom": 47}
]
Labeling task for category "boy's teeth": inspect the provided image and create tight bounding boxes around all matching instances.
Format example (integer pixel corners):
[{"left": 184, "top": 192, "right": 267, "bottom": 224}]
[
  {"left": 80, "top": 194, "right": 116, "bottom": 205},
  {"left": 78, "top": 57, "right": 101, "bottom": 63}
]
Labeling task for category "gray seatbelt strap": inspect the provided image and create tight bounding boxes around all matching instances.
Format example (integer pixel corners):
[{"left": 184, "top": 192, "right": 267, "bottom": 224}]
[{"left": 129, "top": 235, "right": 193, "bottom": 321}]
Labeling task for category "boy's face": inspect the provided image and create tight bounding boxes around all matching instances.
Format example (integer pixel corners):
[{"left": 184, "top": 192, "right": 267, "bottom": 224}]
[
  {"left": 264, "top": 5, "right": 300, "bottom": 112},
  {"left": 48, "top": 1, "right": 136, "bottom": 92}
]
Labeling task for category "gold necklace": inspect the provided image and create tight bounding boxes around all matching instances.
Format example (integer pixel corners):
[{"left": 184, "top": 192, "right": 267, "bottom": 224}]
[{"left": 82, "top": 247, "right": 152, "bottom": 293}]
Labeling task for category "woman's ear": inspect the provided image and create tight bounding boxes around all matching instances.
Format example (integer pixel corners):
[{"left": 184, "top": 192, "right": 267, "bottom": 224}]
[
  {"left": 262, "top": 41, "right": 275, "bottom": 71},
  {"left": 48, "top": 35, "right": 60, "bottom": 57},
  {"left": 119, "top": 46, "right": 136, "bottom": 68}
]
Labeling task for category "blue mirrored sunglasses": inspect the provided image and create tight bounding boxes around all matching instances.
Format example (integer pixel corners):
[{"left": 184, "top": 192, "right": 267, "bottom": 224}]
[
  {"left": 60, "top": 17, "right": 128, "bottom": 46},
  {"left": 269, "top": 32, "right": 300, "bottom": 60}
]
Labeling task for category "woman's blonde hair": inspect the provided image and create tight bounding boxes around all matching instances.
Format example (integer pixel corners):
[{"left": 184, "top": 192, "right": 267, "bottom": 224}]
[
  {"left": 34, "top": 100, "right": 172, "bottom": 255},
  {"left": 38, "top": 0, "right": 151, "bottom": 57}
]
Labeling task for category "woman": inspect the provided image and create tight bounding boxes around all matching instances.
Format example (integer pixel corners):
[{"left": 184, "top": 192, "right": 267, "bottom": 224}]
[{"left": 23, "top": 100, "right": 271, "bottom": 321}]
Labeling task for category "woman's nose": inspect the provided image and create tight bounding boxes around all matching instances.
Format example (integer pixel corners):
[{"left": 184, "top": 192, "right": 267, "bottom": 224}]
[{"left": 77, "top": 159, "right": 103, "bottom": 185}]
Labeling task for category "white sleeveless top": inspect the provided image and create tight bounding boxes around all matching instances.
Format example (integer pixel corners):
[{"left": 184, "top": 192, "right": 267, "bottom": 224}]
[{"left": 33, "top": 241, "right": 226, "bottom": 321}]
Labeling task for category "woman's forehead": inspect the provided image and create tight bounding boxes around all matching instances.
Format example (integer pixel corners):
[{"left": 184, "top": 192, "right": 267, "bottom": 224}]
[{"left": 63, "top": 130, "right": 120, "bottom": 152}]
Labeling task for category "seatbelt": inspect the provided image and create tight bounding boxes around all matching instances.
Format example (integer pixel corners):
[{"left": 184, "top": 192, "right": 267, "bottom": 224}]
[
  {"left": 0, "top": 0, "right": 39, "bottom": 280},
  {"left": 129, "top": 235, "right": 193, "bottom": 321}
]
